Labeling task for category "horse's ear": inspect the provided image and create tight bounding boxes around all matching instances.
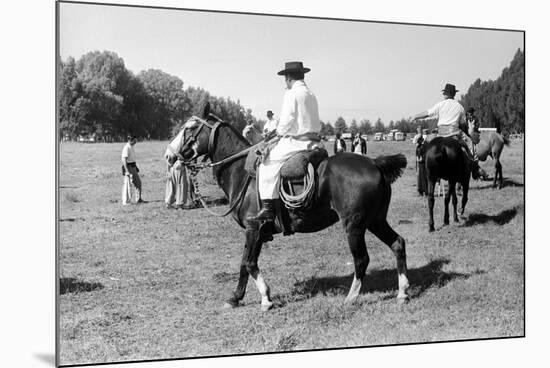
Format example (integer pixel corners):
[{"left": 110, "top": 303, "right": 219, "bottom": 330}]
[{"left": 202, "top": 102, "right": 211, "bottom": 119}]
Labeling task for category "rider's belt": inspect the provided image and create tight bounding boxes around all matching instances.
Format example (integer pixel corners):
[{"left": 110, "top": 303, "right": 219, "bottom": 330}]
[{"left": 283, "top": 132, "right": 321, "bottom": 142}]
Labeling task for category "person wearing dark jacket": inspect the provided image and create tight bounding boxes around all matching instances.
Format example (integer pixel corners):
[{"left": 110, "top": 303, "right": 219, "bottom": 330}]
[
  {"left": 351, "top": 134, "right": 367, "bottom": 155},
  {"left": 333, "top": 133, "right": 346, "bottom": 154}
]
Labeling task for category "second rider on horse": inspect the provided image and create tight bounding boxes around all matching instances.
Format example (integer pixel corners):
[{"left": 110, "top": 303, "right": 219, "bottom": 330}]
[{"left": 411, "top": 83, "right": 479, "bottom": 179}]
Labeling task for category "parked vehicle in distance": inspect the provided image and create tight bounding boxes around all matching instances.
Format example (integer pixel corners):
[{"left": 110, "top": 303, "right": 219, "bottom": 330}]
[
  {"left": 374, "top": 132, "right": 384, "bottom": 141},
  {"left": 394, "top": 131, "right": 407, "bottom": 141}
]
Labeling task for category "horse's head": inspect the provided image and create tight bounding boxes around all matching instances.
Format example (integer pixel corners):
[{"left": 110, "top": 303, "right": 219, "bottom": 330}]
[{"left": 166, "top": 103, "right": 217, "bottom": 163}]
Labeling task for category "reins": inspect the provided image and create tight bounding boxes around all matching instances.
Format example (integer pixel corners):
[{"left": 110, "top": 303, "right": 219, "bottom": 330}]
[{"left": 176, "top": 115, "right": 257, "bottom": 217}]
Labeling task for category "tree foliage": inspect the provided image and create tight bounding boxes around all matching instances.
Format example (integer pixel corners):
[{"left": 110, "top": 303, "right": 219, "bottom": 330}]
[
  {"left": 460, "top": 48, "right": 524, "bottom": 134},
  {"left": 333, "top": 116, "right": 348, "bottom": 135},
  {"left": 59, "top": 51, "right": 260, "bottom": 141}
]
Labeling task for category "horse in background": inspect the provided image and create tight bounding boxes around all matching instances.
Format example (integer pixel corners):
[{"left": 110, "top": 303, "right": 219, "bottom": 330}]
[
  {"left": 242, "top": 124, "right": 264, "bottom": 145},
  {"left": 475, "top": 131, "right": 510, "bottom": 189},
  {"left": 424, "top": 136, "right": 476, "bottom": 232}
]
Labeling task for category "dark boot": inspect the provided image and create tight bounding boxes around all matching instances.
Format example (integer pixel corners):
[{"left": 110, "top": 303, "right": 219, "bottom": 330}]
[{"left": 247, "top": 200, "right": 275, "bottom": 222}]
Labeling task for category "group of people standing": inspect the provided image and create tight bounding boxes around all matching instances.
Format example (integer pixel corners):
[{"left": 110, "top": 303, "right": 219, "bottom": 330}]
[
  {"left": 120, "top": 135, "right": 198, "bottom": 209},
  {"left": 333, "top": 133, "right": 367, "bottom": 155}
]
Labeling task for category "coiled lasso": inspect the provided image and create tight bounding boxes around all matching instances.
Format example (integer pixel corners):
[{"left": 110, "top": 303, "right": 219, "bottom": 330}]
[{"left": 279, "top": 163, "right": 316, "bottom": 209}]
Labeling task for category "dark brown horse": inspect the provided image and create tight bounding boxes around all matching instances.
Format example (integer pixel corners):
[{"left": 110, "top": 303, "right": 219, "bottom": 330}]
[
  {"left": 424, "top": 136, "right": 475, "bottom": 232},
  {"left": 167, "top": 104, "right": 409, "bottom": 311},
  {"left": 475, "top": 131, "right": 510, "bottom": 189}
]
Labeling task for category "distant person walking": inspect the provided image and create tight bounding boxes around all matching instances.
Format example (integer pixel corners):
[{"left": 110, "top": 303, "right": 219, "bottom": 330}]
[
  {"left": 121, "top": 136, "right": 144, "bottom": 205},
  {"left": 164, "top": 149, "right": 195, "bottom": 210},
  {"left": 333, "top": 132, "right": 346, "bottom": 154}
]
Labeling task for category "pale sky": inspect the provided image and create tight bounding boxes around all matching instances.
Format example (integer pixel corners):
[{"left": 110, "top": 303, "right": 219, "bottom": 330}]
[{"left": 59, "top": 2, "right": 523, "bottom": 124}]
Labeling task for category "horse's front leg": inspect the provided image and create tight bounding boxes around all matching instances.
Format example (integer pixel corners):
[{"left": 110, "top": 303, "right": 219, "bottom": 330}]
[
  {"left": 450, "top": 182, "right": 459, "bottom": 222},
  {"left": 244, "top": 224, "right": 273, "bottom": 311},
  {"left": 224, "top": 227, "right": 257, "bottom": 308},
  {"left": 460, "top": 180, "right": 470, "bottom": 216}
]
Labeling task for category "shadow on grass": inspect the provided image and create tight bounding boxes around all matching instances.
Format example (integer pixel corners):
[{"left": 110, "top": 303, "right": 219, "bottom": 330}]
[
  {"left": 471, "top": 178, "right": 524, "bottom": 190},
  {"left": 460, "top": 206, "right": 518, "bottom": 227},
  {"left": 60, "top": 277, "right": 104, "bottom": 295},
  {"left": 273, "top": 258, "right": 475, "bottom": 307}
]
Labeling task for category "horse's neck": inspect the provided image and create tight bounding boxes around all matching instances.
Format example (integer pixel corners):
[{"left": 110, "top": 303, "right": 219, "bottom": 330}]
[
  {"left": 211, "top": 125, "right": 251, "bottom": 199},
  {"left": 476, "top": 138, "right": 491, "bottom": 161}
]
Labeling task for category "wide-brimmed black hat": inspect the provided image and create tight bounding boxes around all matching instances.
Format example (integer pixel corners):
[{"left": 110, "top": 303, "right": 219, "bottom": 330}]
[
  {"left": 442, "top": 83, "right": 459, "bottom": 95},
  {"left": 266, "top": 110, "right": 273, "bottom": 116},
  {"left": 277, "top": 61, "right": 311, "bottom": 76}
]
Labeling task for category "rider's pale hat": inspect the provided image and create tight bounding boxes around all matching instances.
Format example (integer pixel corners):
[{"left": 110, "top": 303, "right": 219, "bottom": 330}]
[{"left": 277, "top": 61, "right": 311, "bottom": 76}]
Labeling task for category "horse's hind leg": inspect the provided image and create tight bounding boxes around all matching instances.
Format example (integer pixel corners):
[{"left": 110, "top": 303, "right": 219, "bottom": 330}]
[
  {"left": 443, "top": 181, "right": 453, "bottom": 225},
  {"left": 368, "top": 219, "right": 409, "bottom": 303},
  {"left": 427, "top": 179, "right": 436, "bottom": 232},
  {"left": 495, "top": 158, "right": 503, "bottom": 189},
  {"left": 450, "top": 182, "right": 459, "bottom": 222},
  {"left": 344, "top": 220, "right": 369, "bottom": 304}
]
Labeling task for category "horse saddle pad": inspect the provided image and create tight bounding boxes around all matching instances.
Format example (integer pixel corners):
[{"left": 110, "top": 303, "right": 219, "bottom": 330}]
[{"left": 280, "top": 148, "right": 328, "bottom": 180}]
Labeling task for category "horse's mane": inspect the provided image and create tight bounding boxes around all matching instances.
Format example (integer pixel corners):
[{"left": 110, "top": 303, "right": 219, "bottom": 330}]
[{"left": 206, "top": 115, "right": 251, "bottom": 148}]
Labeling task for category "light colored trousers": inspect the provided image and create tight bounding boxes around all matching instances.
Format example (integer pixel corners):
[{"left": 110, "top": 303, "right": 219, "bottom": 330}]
[
  {"left": 258, "top": 137, "right": 319, "bottom": 199},
  {"left": 121, "top": 165, "right": 142, "bottom": 205},
  {"left": 437, "top": 125, "right": 476, "bottom": 160},
  {"left": 165, "top": 164, "right": 192, "bottom": 206}
]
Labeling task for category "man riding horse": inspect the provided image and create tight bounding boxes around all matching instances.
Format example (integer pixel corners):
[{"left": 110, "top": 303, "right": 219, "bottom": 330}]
[
  {"left": 248, "top": 61, "right": 322, "bottom": 223},
  {"left": 411, "top": 83, "right": 479, "bottom": 178}
]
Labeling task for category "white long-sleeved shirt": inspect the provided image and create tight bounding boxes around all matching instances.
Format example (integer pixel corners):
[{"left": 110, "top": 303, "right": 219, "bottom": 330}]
[
  {"left": 427, "top": 98, "right": 466, "bottom": 128},
  {"left": 276, "top": 80, "right": 321, "bottom": 136},
  {"left": 263, "top": 118, "right": 278, "bottom": 134}
]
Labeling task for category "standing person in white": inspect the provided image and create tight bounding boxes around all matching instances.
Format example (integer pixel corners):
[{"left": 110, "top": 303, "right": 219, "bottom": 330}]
[
  {"left": 263, "top": 110, "right": 278, "bottom": 136},
  {"left": 248, "top": 61, "right": 322, "bottom": 222},
  {"left": 411, "top": 83, "right": 477, "bottom": 169},
  {"left": 121, "top": 136, "right": 144, "bottom": 205}
]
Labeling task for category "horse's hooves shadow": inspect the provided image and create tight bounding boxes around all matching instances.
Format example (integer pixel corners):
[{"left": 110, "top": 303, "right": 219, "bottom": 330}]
[
  {"left": 272, "top": 259, "right": 474, "bottom": 307},
  {"left": 59, "top": 277, "right": 104, "bottom": 295},
  {"left": 460, "top": 206, "right": 519, "bottom": 227}
]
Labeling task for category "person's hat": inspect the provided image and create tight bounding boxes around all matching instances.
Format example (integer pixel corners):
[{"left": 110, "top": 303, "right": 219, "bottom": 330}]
[
  {"left": 442, "top": 83, "right": 459, "bottom": 95},
  {"left": 277, "top": 61, "right": 311, "bottom": 76},
  {"left": 467, "top": 107, "right": 476, "bottom": 113},
  {"left": 267, "top": 110, "right": 273, "bottom": 116}
]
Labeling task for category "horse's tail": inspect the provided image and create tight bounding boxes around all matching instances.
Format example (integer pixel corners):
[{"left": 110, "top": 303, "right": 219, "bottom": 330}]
[{"left": 374, "top": 154, "right": 407, "bottom": 184}]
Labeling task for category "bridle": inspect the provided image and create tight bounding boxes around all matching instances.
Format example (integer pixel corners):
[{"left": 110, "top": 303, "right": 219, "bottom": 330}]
[{"left": 168, "top": 115, "right": 256, "bottom": 217}]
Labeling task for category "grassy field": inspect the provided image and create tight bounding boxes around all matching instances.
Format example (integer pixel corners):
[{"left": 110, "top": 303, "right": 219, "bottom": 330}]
[{"left": 58, "top": 139, "right": 524, "bottom": 366}]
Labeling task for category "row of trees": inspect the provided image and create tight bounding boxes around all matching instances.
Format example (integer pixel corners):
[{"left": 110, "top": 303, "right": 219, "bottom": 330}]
[
  {"left": 59, "top": 51, "right": 259, "bottom": 141},
  {"left": 59, "top": 48, "right": 524, "bottom": 140},
  {"left": 460, "top": 48, "right": 524, "bottom": 134},
  {"left": 322, "top": 116, "right": 437, "bottom": 136}
]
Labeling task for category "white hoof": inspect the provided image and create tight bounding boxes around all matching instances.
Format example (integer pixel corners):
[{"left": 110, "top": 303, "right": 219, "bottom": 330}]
[
  {"left": 397, "top": 294, "right": 410, "bottom": 304},
  {"left": 261, "top": 301, "right": 274, "bottom": 312},
  {"left": 223, "top": 301, "right": 238, "bottom": 309}
]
